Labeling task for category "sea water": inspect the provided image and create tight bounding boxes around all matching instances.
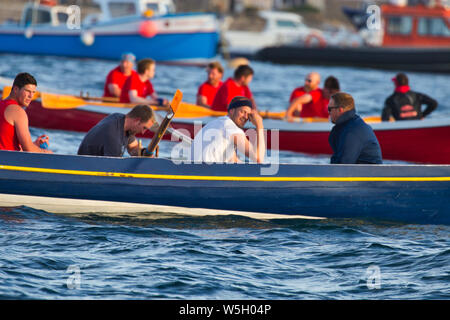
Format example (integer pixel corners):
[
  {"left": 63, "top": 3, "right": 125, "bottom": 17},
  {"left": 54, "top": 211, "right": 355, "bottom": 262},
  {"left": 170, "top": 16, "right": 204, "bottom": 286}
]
[{"left": 0, "top": 54, "right": 449, "bottom": 299}]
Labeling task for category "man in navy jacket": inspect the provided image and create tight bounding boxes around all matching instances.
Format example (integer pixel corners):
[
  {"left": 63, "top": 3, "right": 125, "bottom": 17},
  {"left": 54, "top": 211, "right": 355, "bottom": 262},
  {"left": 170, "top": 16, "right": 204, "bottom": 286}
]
[{"left": 328, "top": 92, "right": 382, "bottom": 164}]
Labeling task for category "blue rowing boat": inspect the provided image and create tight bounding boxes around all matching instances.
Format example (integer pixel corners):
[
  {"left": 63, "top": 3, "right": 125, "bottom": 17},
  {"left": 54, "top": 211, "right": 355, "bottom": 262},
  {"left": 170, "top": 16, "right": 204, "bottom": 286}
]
[{"left": 0, "top": 150, "right": 449, "bottom": 225}]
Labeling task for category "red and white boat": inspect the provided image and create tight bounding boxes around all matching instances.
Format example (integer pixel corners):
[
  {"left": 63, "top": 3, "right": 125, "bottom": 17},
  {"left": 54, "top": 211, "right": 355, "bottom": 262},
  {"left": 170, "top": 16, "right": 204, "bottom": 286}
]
[{"left": 21, "top": 98, "right": 450, "bottom": 164}]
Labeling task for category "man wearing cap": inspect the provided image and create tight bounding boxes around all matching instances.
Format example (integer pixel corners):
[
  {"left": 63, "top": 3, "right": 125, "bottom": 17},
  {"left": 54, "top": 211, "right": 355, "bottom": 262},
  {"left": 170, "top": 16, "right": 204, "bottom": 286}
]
[
  {"left": 103, "top": 52, "right": 137, "bottom": 98},
  {"left": 191, "top": 96, "right": 265, "bottom": 163},
  {"left": 381, "top": 73, "right": 437, "bottom": 121}
]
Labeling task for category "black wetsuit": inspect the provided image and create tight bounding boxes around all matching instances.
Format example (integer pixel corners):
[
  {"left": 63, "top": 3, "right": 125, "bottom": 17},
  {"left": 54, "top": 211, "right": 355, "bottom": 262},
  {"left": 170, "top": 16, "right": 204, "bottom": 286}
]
[{"left": 381, "top": 91, "right": 437, "bottom": 121}]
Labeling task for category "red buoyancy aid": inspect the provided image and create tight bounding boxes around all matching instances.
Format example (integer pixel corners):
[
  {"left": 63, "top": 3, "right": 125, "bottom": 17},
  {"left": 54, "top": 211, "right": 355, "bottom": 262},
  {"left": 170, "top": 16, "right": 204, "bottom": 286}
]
[{"left": 0, "top": 99, "right": 21, "bottom": 151}]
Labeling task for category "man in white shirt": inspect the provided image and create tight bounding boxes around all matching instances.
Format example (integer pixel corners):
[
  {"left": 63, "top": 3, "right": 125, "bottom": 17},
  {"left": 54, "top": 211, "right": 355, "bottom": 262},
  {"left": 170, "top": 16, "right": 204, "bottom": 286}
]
[{"left": 191, "top": 96, "right": 265, "bottom": 163}]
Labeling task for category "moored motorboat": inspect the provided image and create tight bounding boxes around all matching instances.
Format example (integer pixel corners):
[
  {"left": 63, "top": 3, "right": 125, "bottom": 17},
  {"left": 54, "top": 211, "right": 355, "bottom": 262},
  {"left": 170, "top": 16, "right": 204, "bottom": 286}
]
[
  {"left": 0, "top": 150, "right": 449, "bottom": 225},
  {"left": 256, "top": 2, "right": 450, "bottom": 73},
  {"left": 0, "top": 0, "right": 219, "bottom": 64}
]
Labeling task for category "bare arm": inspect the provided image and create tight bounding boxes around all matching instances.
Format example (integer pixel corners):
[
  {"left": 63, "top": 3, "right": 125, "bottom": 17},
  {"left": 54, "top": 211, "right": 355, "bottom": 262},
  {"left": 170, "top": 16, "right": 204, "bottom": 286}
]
[
  {"left": 233, "top": 110, "right": 265, "bottom": 163},
  {"left": 196, "top": 94, "right": 210, "bottom": 108},
  {"left": 107, "top": 83, "right": 121, "bottom": 97},
  {"left": 6, "top": 105, "right": 52, "bottom": 153},
  {"left": 286, "top": 93, "right": 313, "bottom": 121}
]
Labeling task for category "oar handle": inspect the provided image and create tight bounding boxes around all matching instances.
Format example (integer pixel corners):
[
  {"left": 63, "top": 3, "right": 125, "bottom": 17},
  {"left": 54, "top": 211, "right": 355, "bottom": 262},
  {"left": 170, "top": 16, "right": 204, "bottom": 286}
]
[{"left": 147, "top": 111, "right": 174, "bottom": 155}]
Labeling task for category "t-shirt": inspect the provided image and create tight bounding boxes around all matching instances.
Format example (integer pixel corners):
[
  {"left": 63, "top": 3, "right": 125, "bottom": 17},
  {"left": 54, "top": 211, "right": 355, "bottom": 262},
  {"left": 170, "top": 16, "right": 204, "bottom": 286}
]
[
  {"left": 191, "top": 116, "right": 244, "bottom": 163},
  {"left": 77, "top": 113, "right": 136, "bottom": 157},
  {"left": 197, "top": 81, "right": 223, "bottom": 107},
  {"left": 103, "top": 66, "right": 136, "bottom": 97},
  {"left": 211, "top": 78, "right": 253, "bottom": 112},
  {"left": 119, "top": 72, "right": 154, "bottom": 103},
  {"left": 289, "top": 87, "right": 327, "bottom": 118}
]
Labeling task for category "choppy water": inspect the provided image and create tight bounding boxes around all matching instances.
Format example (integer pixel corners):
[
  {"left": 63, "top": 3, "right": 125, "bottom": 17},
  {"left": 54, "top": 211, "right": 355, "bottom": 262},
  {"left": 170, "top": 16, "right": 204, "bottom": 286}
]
[{"left": 0, "top": 53, "right": 449, "bottom": 300}]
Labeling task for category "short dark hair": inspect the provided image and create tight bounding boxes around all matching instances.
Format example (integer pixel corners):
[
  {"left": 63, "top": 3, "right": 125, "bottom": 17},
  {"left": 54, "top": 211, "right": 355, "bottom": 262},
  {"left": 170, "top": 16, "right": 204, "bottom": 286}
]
[
  {"left": 395, "top": 73, "right": 408, "bottom": 86},
  {"left": 137, "top": 58, "right": 155, "bottom": 74},
  {"left": 234, "top": 65, "right": 254, "bottom": 79},
  {"left": 324, "top": 76, "right": 340, "bottom": 91},
  {"left": 208, "top": 61, "right": 224, "bottom": 74},
  {"left": 12, "top": 72, "right": 37, "bottom": 89},
  {"left": 331, "top": 92, "right": 355, "bottom": 111},
  {"left": 127, "top": 104, "right": 154, "bottom": 122}
]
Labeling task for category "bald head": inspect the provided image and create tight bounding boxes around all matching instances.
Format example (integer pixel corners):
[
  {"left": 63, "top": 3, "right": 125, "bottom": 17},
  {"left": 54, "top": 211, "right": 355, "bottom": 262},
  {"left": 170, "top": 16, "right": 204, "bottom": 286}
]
[{"left": 305, "top": 72, "right": 320, "bottom": 91}]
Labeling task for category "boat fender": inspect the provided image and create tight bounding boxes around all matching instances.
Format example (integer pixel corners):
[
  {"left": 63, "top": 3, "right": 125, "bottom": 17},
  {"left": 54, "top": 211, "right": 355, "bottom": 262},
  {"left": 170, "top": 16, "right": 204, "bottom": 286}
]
[
  {"left": 143, "top": 9, "right": 154, "bottom": 18},
  {"left": 24, "top": 27, "right": 33, "bottom": 39},
  {"left": 139, "top": 20, "right": 158, "bottom": 38},
  {"left": 80, "top": 31, "right": 95, "bottom": 46},
  {"left": 304, "top": 33, "right": 326, "bottom": 48}
]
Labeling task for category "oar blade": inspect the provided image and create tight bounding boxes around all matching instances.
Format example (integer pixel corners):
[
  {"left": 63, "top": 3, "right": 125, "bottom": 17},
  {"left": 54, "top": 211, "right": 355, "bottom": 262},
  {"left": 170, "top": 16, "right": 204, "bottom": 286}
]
[
  {"left": 41, "top": 92, "right": 87, "bottom": 109},
  {"left": 169, "top": 89, "right": 183, "bottom": 115}
]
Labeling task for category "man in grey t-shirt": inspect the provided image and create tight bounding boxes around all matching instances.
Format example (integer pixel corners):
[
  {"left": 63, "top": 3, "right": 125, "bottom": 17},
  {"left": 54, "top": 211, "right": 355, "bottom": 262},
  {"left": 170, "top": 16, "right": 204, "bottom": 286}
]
[{"left": 78, "top": 104, "right": 156, "bottom": 157}]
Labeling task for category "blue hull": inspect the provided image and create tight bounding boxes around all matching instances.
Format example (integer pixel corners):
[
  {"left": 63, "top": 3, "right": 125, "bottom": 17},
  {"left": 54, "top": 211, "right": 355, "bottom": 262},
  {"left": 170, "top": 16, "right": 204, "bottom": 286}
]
[
  {"left": 0, "top": 150, "right": 449, "bottom": 225},
  {"left": 0, "top": 32, "right": 218, "bottom": 62}
]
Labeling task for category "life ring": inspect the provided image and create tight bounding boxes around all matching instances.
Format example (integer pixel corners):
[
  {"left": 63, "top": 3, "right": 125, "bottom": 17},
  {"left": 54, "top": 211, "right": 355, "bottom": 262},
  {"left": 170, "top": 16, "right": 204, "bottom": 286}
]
[{"left": 304, "top": 33, "right": 327, "bottom": 48}]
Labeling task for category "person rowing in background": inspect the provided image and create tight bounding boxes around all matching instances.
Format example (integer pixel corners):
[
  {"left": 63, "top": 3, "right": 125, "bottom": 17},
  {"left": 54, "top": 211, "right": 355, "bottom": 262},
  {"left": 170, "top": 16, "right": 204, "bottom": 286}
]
[
  {"left": 211, "top": 65, "right": 256, "bottom": 112},
  {"left": 196, "top": 61, "right": 224, "bottom": 108},
  {"left": 285, "top": 72, "right": 329, "bottom": 121},
  {"left": 191, "top": 96, "right": 265, "bottom": 163},
  {"left": 0, "top": 72, "right": 52, "bottom": 153},
  {"left": 103, "top": 52, "right": 137, "bottom": 98},
  {"left": 381, "top": 73, "right": 437, "bottom": 121},
  {"left": 120, "top": 58, "right": 169, "bottom": 108}
]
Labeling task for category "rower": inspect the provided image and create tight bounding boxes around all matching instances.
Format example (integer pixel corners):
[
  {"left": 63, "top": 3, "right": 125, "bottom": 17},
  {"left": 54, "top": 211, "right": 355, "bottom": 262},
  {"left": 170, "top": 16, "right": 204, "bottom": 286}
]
[
  {"left": 103, "top": 52, "right": 137, "bottom": 98},
  {"left": 381, "top": 73, "right": 437, "bottom": 121},
  {"left": 211, "top": 65, "right": 256, "bottom": 112},
  {"left": 0, "top": 73, "right": 52, "bottom": 153},
  {"left": 196, "top": 61, "right": 224, "bottom": 108},
  {"left": 191, "top": 96, "right": 265, "bottom": 163},
  {"left": 119, "top": 58, "right": 169, "bottom": 108},
  {"left": 77, "top": 104, "right": 156, "bottom": 157},
  {"left": 286, "top": 71, "right": 327, "bottom": 121}
]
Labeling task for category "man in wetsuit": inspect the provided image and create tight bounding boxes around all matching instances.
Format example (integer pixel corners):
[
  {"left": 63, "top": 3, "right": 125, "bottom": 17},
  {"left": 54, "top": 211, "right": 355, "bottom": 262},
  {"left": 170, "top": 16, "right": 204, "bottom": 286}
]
[{"left": 381, "top": 73, "right": 437, "bottom": 121}]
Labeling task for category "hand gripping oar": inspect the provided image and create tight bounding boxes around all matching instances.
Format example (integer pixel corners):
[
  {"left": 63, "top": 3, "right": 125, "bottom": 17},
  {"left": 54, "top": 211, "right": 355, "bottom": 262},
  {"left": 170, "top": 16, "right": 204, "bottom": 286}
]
[{"left": 143, "top": 89, "right": 183, "bottom": 157}]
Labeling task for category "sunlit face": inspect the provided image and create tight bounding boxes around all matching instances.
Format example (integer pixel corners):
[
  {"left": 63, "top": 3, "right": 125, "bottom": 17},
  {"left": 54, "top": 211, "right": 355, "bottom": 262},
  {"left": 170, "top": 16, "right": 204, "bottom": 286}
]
[
  {"left": 327, "top": 98, "right": 341, "bottom": 124},
  {"left": 120, "top": 59, "right": 134, "bottom": 75},
  {"left": 229, "top": 106, "right": 252, "bottom": 129},
  {"left": 304, "top": 72, "right": 320, "bottom": 91},
  {"left": 207, "top": 67, "right": 223, "bottom": 85},
  {"left": 242, "top": 74, "right": 253, "bottom": 87},
  {"left": 131, "top": 118, "right": 154, "bottom": 135},
  {"left": 13, "top": 84, "right": 36, "bottom": 107},
  {"left": 146, "top": 64, "right": 156, "bottom": 79}
]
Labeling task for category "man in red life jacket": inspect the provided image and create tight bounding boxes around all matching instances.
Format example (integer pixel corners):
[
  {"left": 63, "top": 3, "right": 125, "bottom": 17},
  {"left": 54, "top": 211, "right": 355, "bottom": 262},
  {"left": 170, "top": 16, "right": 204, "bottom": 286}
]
[
  {"left": 103, "top": 52, "right": 137, "bottom": 98},
  {"left": 196, "top": 61, "right": 224, "bottom": 108},
  {"left": 0, "top": 73, "right": 52, "bottom": 153},
  {"left": 319, "top": 76, "right": 340, "bottom": 117},
  {"left": 285, "top": 72, "right": 327, "bottom": 121},
  {"left": 211, "top": 64, "right": 256, "bottom": 112},
  {"left": 381, "top": 73, "right": 437, "bottom": 121},
  {"left": 120, "top": 58, "right": 169, "bottom": 108}
]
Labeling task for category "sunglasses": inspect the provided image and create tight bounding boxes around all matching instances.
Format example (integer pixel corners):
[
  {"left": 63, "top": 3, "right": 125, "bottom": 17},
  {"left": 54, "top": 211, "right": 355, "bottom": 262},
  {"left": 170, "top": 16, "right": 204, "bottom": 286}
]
[
  {"left": 327, "top": 106, "right": 340, "bottom": 113},
  {"left": 305, "top": 78, "right": 312, "bottom": 82}
]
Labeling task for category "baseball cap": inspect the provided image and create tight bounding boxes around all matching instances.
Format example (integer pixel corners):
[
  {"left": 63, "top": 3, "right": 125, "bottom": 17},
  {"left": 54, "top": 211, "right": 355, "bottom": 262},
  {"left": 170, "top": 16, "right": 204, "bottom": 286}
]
[{"left": 121, "top": 52, "right": 136, "bottom": 62}]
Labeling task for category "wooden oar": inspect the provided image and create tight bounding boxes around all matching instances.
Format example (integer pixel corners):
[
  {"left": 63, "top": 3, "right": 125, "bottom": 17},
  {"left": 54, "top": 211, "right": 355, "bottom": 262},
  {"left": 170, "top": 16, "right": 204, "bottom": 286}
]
[
  {"left": 39, "top": 91, "right": 285, "bottom": 119},
  {"left": 143, "top": 89, "right": 183, "bottom": 157}
]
